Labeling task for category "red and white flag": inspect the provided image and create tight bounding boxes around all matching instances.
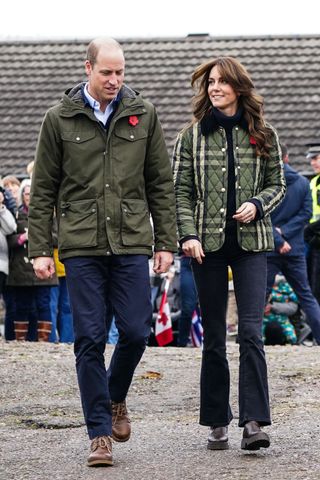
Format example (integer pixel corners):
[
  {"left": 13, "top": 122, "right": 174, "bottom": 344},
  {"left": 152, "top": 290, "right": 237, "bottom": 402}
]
[{"left": 155, "top": 278, "right": 173, "bottom": 346}]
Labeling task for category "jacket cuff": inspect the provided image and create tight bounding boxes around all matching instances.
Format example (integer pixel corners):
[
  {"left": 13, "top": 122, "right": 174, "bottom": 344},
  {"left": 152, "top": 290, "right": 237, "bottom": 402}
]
[
  {"left": 179, "top": 235, "right": 200, "bottom": 248},
  {"left": 248, "top": 199, "right": 264, "bottom": 220}
]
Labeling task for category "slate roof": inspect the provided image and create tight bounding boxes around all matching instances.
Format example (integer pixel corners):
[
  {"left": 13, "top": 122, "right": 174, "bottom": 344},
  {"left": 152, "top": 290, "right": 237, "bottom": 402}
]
[{"left": 1, "top": 34, "right": 320, "bottom": 177}]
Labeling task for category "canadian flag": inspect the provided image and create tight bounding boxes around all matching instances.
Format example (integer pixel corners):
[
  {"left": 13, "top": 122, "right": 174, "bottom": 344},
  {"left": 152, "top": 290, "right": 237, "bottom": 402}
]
[{"left": 155, "top": 278, "right": 173, "bottom": 346}]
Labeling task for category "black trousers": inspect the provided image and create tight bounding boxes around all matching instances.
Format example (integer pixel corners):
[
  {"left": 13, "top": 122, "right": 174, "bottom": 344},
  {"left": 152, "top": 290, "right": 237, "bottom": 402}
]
[
  {"left": 192, "top": 232, "right": 271, "bottom": 428},
  {"left": 64, "top": 255, "right": 152, "bottom": 439}
]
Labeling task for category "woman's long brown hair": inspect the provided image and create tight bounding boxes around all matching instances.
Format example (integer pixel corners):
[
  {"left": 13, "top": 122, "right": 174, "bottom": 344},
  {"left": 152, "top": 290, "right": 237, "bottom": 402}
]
[{"left": 191, "top": 56, "right": 273, "bottom": 158}]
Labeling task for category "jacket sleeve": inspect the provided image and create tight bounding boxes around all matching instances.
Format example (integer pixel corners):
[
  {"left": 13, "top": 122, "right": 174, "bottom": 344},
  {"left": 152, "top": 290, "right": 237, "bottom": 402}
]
[
  {"left": 0, "top": 206, "right": 16, "bottom": 235},
  {"left": 252, "top": 126, "right": 286, "bottom": 216},
  {"left": 172, "top": 129, "right": 198, "bottom": 242},
  {"left": 280, "top": 180, "right": 312, "bottom": 240},
  {"left": 144, "top": 107, "right": 177, "bottom": 252},
  {"left": 28, "top": 109, "right": 62, "bottom": 258}
]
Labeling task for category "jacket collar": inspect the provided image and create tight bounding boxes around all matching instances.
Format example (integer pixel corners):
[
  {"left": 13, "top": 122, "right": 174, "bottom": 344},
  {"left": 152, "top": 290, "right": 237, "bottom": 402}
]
[{"left": 60, "top": 83, "right": 144, "bottom": 117}]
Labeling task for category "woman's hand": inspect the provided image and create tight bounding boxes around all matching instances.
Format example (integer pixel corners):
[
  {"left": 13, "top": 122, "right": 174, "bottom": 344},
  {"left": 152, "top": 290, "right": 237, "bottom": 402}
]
[
  {"left": 233, "top": 202, "right": 257, "bottom": 224},
  {"left": 182, "top": 239, "right": 205, "bottom": 264}
]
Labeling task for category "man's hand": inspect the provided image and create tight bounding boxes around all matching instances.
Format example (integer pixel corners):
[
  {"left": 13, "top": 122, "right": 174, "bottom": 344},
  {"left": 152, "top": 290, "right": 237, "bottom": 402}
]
[
  {"left": 182, "top": 239, "right": 205, "bottom": 264},
  {"left": 153, "top": 251, "right": 174, "bottom": 274},
  {"left": 33, "top": 256, "right": 55, "bottom": 280},
  {"left": 279, "top": 241, "right": 291, "bottom": 255},
  {"left": 233, "top": 202, "right": 257, "bottom": 224}
]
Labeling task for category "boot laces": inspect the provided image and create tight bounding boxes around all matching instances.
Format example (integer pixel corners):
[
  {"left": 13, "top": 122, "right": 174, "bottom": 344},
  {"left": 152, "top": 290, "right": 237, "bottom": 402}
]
[
  {"left": 91, "top": 436, "right": 112, "bottom": 453},
  {"left": 112, "top": 401, "right": 127, "bottom": 418}
]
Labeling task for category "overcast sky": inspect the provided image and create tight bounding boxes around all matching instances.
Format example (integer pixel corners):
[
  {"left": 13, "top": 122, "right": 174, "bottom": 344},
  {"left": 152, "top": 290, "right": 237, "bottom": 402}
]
[{"left": 1, "top": 0, "right": 319, "bottom": 40}]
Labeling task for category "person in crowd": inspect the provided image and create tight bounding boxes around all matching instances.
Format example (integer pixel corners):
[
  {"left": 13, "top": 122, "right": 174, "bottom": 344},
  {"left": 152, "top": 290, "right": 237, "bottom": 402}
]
[
  {"left": 0, "top": 184, "right": 17, "bottom": 297},
  {"left": 7, "top": 181, "right": 57, "bottom": 341},
  {"left": 263, "top": 275, "right": 298, "bottom": 345},
  {"left": 304, "top": 144, "right": 320, "bottom": 306},
  {"left": 49, "top": 218, "right": 74, "bottom": 343},
  {"left": 28, "top": 37, "right": 177, "bottom": 467},
  {"left": 173, "top": 56, "right": 285, "bottom": 451},
  {"left": 26, "top": 160, "right": 35, "bottom": 179},
  {"left": 2, "top": 175, "right": 21, "bottom": 339},
  {"left": 2, "top": 175, "right": 21, "bottom": 214},
  {"left": 267, "top": 144, "right": 320, "bottom": 344},
  {"left": 177, "top": 254, "right": 198, "bottom": 347},
  {"left": 49, "top": 246, "right": 74, "bottom": 343}
]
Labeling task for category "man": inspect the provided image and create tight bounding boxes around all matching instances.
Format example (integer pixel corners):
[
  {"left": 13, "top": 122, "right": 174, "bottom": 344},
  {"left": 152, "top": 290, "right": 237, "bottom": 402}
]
[
  {"left": 28, "top": 37, "right": 177, "bottom": 467},
  {"left": 304, "top": 144, "right": 320, "bottom": 306},
  {"left": 266, "top": 144, "right": 320, "bottom": 345}
]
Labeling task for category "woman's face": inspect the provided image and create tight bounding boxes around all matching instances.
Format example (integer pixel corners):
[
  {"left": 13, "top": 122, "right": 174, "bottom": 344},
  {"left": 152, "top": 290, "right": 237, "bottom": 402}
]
[
  {"left": 208, "top": 65, "right": 239, "bottom": 116},
  {"left": 22, "top": 185, "right": 31, "bottom": 207}
]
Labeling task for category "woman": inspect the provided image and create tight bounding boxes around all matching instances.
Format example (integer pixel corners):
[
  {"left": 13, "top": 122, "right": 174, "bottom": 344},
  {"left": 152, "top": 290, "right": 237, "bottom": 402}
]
[
  {"left": 173, "top": 57, "right": 286, "bottom": 451},
  {"left": 7, "top": 181, "right": 57, "bottom": 341},
  {"left": 0, "top": 186, "right": 16, "bottom": 293}
]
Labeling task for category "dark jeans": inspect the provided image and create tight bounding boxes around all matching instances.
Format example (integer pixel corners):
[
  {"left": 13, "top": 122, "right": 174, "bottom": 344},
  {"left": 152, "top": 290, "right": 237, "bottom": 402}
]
[
  {"left": 7, "top": 286, "right": 52, "bottom": 341},
  {"left": 308, "top": 248, "right": 320, "bottom": 306},
  {"left": 192, "top": 234, "right": 270, "bottom": 428},
  {"left": 64, "top": 255, "right": 152, "bottom": 440},
  {"left": 178, "top": 256, "right": 198, "bottom": 346},
  {"left": 267, "top": 254, "right": 320, "bottom": 344}
]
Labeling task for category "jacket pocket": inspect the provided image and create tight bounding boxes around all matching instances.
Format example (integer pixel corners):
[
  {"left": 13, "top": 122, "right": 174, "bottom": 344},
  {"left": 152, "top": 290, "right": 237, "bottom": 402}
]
[
  {"left": 114, "top": 127, "right": 148, "bottom": 142},
  {"left": 121, "top": 199, "right": 153, "bottom": 247},
  {"left": 61, "top": 130, "right": 96, "bottom": 143},
  {"left": 59, "top": 199, "right": 98, "bottom": 249}
]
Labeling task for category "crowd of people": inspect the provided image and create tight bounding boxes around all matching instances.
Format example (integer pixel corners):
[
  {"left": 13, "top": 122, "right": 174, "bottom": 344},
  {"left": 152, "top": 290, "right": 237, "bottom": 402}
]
[{"left": 1, "top": 36, "right": 320, "bottom": 466}]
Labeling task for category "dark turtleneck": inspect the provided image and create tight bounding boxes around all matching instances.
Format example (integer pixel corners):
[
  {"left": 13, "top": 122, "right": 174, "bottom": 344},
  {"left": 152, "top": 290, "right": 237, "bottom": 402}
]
[{"left": 211, "top": 107, "right": 243, "bottom": 225}]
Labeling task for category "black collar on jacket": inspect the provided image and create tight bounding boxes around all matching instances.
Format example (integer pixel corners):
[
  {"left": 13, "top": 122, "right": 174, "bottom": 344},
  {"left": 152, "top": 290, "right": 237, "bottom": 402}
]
[{"left": 200, "top": 106, "right": 248, "bottom": 136}]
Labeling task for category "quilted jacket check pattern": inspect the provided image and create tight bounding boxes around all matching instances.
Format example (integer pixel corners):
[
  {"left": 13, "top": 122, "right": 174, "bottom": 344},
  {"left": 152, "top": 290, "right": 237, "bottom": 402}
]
[{"left": 173, "top": 122, "right": 286, "bottom": 252}]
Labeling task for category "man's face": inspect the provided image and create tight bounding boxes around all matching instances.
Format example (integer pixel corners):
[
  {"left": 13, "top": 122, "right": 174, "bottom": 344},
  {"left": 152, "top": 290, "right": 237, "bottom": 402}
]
[
  {"left": 310, "top": 155, "right": 320, "bottom": 174},
  {"left": 85, "top": 46, "right": 125, "bottom": 111}
]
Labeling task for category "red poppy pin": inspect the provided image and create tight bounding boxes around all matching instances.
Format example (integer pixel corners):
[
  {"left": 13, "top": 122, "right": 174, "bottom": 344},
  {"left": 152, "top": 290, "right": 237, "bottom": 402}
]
[
  {"left": 249, "top": 136, "right": 257, "bottom": 145},
  {"left": 128, "top": 115, "right": 139, "bottom": 127}
]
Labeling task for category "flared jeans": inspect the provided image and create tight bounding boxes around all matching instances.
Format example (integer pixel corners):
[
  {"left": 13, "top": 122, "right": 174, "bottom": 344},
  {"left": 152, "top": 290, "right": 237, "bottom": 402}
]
[{"left": 192, "top": 233, "right": 271, "bottom": 428}]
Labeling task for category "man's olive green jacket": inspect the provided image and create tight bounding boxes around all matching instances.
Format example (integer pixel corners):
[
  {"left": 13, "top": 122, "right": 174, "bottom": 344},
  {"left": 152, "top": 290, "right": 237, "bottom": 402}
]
[
  {"left": 28, "top": 83, "right": 177, "bottom": 260},
  {"left": 173, "top": 122, "right": 286, "bottom": 252}
]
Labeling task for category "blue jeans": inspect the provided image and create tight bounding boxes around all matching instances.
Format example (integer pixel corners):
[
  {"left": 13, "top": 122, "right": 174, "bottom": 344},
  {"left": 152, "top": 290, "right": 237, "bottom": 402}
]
[
  {"left": 192, "top": 232, "right": 270, "bottom": 428},
  {"left": 178, "top": 256, "right": 198, "bottom": 346},
  {"left": 267, "top": 254, "right": 320, "bottom": 344},
  {"left": 107, "top": 317, "right": 119, "bottom": 344},
  {"left": 64, "top": 255, "right": 152, "bottom": 440},
  {"left": 49, "top": 277, "right": 74, "bottom": 343}
]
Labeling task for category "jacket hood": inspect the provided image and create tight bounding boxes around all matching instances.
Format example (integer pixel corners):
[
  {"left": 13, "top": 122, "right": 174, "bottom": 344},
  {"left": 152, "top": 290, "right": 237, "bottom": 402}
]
[{"left": 284, "top": 163, "right": 300, "bottom": 186}]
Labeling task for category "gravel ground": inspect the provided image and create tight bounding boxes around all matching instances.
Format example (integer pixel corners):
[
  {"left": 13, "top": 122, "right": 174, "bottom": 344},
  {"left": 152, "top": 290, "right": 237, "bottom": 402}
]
[{"left": 0, "top": 339, "right": 319, "bottom": 480}]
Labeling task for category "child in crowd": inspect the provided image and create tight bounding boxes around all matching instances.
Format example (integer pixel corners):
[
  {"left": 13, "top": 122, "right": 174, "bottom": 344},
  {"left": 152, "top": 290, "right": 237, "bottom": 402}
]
[{"left": 263, "top": 275, "right": 298, "bottom": 345}]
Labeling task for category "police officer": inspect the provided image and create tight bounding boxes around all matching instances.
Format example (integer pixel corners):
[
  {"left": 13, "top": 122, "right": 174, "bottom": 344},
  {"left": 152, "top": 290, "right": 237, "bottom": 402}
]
[{"left": 305, "top": 144, "right": 320, "bottom": 306}]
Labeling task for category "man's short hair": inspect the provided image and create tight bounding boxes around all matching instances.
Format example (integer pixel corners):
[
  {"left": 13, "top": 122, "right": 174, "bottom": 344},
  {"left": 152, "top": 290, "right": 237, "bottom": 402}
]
[{"left": 86, "top": 37, "right": 123, "bottom": 66}]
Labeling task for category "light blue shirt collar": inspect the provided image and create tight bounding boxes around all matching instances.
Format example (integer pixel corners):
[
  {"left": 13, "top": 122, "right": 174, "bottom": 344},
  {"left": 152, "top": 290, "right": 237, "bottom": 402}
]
[{"left": 83, "top": 83, "right": 118, "bottom": 126}]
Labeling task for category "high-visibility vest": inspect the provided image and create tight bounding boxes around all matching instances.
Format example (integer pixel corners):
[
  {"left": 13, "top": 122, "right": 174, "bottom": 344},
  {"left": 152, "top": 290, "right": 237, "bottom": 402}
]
[
  {"left": 53, "top": 248, "right": 65, "bottom": 277},
  {"left": 310, "top": 174, "right": 320, "bottom": 223}
]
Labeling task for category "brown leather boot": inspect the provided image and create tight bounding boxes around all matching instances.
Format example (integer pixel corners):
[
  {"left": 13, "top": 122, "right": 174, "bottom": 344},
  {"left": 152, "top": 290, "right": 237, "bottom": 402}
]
[
  {"left": 207, "top": 426, "right": 229, "bottom": 450},
  {"left": 37, "top": 321, "right": 52, "bottom": 342},
  {"left": 87, "top": 436, "right": 113, "bottom": 467},
  {"left": 241, "top": 421, "right": 270, "bottom": 450},
  {"left": 111, "top": 400, "right": 131, "bottom": 442},
  {"left": 14, "top": 321, "right": 29, "bottom": 341}
]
